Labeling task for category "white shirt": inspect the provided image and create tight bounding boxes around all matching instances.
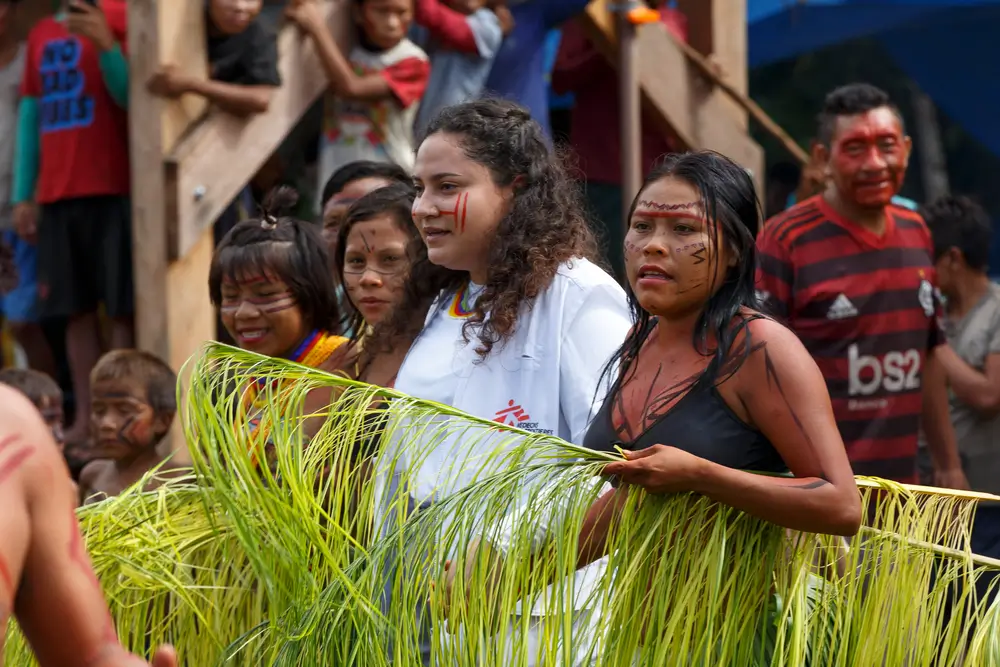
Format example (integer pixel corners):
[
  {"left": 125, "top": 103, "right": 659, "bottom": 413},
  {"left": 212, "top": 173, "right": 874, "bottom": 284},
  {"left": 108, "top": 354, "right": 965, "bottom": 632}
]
[
  {"left": 317, "top": 38, "right": 428, "bottom": 192},
  {"left": 388, "top": 258, "right": 631, "bottom": 613}
]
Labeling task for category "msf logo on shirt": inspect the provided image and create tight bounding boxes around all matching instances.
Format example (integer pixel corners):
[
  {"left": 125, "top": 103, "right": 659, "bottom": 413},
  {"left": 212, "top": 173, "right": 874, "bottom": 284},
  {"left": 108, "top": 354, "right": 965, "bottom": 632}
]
[
  {"left": 40, "top": 37, "right": 95, "bottom": 134},
  {"left": 494, "top": 400, "right": 554, "bottom": 435},
  {"left": 847, "top": 343, "right": 921, "bottom": 403}
]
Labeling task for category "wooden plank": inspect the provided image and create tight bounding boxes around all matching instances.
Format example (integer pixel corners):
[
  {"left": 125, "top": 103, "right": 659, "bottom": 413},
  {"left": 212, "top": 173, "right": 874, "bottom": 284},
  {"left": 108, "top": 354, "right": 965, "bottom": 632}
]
[
  {"left": 158, "top": 0, "right": 209, "bottom": 152},
  {"left": 130, "top": 0, "right": 216, "bottom": 458},
  {"left": 167, "top": 0, "right": 346, "bottom": 261},
  {"left": 677, "top": 0, "right": 749, "bottom": 130},
  {"left": 580, "top": 0, "right": 764, "bottom": 188},
  {"left": 129, "top": 0, "right": 169, "bottom": 362}
]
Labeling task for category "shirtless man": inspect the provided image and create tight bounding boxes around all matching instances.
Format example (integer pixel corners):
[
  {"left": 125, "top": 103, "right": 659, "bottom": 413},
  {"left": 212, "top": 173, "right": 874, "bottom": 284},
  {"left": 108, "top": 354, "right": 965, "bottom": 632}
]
[{"left": 0, "top": 385, "right": 176, "bottom": 666}]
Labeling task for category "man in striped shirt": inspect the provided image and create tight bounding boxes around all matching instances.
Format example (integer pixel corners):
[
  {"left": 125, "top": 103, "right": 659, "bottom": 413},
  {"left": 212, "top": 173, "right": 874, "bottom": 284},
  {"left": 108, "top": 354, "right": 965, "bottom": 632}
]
[{"left": 756, "top": 83, "right": 967, "bottom": 488}]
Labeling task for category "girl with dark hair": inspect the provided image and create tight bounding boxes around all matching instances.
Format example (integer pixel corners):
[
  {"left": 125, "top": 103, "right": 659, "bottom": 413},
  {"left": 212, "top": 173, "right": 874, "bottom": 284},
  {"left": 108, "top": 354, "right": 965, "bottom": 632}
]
[
  {"left": 335, "top": 182, "right": 426, "bottom": 386},
  {"left": 379, "top": 99, "right": 631, "bottom": 664},
  {"left": 574, "top": 151, "right": 861, "bottom": 571},
  {"left": 209, "top": 187, "right": 350, "bottom": 444}
]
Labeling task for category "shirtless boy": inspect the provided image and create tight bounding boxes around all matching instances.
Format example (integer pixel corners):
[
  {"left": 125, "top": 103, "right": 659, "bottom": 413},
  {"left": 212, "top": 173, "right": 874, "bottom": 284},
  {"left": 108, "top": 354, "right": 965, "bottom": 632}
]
[
  {"left": 0, "top": 385, "right": 176, "bottom": 666},
  {"left": 79, "top": 350, "right": 179, "bottom": 505}
]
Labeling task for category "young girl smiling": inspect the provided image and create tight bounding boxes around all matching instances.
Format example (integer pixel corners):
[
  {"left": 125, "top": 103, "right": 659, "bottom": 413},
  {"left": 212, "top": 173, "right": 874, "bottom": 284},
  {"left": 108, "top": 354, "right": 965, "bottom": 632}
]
[{"left": 209, "top": 188, "right": 349, "bottom": 444}]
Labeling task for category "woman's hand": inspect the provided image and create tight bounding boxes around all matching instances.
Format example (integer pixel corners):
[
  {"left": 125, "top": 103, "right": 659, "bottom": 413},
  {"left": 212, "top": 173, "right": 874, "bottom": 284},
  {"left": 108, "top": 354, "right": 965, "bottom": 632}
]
[
  {"left": 603, "top": 444, "right": 706, "bottom": 494},
  {"left": 429, "top": 539, "right": 504, "bottom": 633}
]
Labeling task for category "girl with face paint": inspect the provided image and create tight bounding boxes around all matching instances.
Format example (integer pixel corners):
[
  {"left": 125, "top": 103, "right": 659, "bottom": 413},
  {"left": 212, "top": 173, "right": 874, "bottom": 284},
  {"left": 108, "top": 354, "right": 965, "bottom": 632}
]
[
  {"left": 209, "top": 187, "right": 350, "bottom": 451},
  {"left": 574, "top": 153, "right": 860, "bottom": 589},
  {"left": 335, "top": 182, "right": 426, "bottom": 387},
  {"left": 372, "top": 99, "right": 632, "bottom": 665}
]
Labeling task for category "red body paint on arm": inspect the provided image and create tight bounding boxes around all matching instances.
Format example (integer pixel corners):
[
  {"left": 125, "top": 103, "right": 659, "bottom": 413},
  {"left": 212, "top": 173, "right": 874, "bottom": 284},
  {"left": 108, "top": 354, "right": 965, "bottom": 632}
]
[
  {"left": 0, "top": 554, "right": 15, "bottom": 600},
  {"left": 66, "top": 507, "right": 121, "bottom": 660},
  {"left": 0, "top": 434, "right": 35, "bottom": 485}
]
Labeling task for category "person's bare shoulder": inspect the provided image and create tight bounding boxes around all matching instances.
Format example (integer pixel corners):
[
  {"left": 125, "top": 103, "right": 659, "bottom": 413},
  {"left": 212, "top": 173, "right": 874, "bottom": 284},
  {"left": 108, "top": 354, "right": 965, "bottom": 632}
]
[
  {"left": 79, "top": 459, "right": 113, "bottom": 505},
  {"left": 321, "top": 339, "right": 360, "bottom": 378},
  {"left": 0, "top": 386, "right": 76, "bottom": 514},
  {"left": 0, "top": 386, "right": 63, "bottom": 481},
  {"left": 143, "top": 458, "right": 191, "bottom": 491}
]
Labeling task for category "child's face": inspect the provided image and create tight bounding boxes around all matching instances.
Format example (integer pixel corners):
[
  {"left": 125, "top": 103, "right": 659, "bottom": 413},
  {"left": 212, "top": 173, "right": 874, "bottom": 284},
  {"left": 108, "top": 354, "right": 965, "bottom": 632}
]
[
  {"left": 322, "top": 176, "right": 399, "bottom": 257},
  {"left": 208, "top": 0, "right": 262, "bottom": 35},
  {"left": 342, "top": 214, "right": 413, "bottom": 326},
  {"left": 37, "top": 395, "right": 65, "bottom": 453},
  {"left": 356, "top": 0, "right": 413, "bottom": 50},
  {"left": 219, "top": 271, "right": 309, "bottom": 358},
  {"left": 90, "top": 380, "right": 168, "bottom": 462}
]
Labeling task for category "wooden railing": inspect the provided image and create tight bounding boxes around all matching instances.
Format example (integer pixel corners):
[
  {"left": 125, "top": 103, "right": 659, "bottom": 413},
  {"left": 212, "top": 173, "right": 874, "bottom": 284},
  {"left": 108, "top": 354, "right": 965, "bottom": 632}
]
[{"left": 579, "top": 0, "right": 766, "bottom": 190}]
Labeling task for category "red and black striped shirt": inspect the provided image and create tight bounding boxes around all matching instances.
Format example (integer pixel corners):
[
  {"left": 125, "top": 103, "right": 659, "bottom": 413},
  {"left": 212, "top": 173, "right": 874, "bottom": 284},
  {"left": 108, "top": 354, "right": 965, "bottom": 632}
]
[{"left": 755, "top": 196, "right": 942, "bottom": 483}]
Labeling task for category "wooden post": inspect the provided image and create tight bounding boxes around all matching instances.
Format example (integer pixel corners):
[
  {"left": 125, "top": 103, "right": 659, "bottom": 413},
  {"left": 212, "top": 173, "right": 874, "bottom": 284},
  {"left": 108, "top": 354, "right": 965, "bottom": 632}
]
[
  {"left": 676, "top": 0, "right": 749, "bottom": 130},
  {"left": 129, "top": 0, "right": 354, "bottom": 455},
  {"left": 129, "top": 0, "right": 213, "bottom": 458},
  {"left": 580, "top": 0, "right": 764, "bottom": 188},
  {"left": 674, "top": 0, "right": 763, "bottom": 192},
  {"left": 617, "top": 7, "right": 641, "bottom": 240},
  {"left": 128, "top": 0, "right": 171, "bottom": 364},
  {"left": 130, "top": 0, "right": 214, "bottom": 368}
]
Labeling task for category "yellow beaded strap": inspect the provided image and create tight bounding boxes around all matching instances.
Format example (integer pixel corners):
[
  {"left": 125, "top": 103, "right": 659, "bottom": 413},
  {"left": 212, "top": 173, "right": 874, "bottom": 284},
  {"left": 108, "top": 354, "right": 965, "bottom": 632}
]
[{"left": 243, "top": 330, "right": 347, "bottom": 466}]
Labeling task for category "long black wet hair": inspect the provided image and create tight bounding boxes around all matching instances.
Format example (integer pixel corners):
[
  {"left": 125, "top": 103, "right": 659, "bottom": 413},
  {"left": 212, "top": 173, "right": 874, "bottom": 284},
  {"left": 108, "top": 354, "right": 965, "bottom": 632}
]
[
  {"left": 601, "top": 151, "right": 764, "bottom": 403},
  {"left": 335, "top": 182, "right": 425, "bottom": 341},
  {"left": 209, "top": 187, "right": 343, "bottom": 335}
]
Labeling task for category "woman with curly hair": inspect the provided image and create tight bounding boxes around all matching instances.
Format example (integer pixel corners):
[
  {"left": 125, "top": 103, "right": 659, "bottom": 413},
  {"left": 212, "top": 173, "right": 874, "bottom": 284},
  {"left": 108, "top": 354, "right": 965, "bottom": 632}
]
[
  {"left": 390, "top": 97, "right": 629, "bottom": 456},
  {"left": 374, "top": 98, "right": 631, "bottom": 665}
]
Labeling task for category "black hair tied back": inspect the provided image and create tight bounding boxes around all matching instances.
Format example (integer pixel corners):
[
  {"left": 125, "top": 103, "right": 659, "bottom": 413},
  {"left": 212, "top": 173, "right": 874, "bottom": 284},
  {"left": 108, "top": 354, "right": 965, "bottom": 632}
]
[{"left": 259, "top": 186, "right": 300, "bottom": 230}]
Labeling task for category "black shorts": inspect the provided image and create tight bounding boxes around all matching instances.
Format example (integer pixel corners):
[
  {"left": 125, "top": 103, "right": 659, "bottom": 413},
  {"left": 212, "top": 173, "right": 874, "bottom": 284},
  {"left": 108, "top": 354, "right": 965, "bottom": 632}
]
[{"left": 37, "top": 195, "right": 134, "bottom": 319}]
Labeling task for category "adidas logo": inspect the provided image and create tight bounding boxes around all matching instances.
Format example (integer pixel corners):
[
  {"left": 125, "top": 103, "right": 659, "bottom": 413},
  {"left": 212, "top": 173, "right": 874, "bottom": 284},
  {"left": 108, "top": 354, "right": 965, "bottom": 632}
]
[{"left": 827, "top": 293, "right": 858, "bottom": 320}]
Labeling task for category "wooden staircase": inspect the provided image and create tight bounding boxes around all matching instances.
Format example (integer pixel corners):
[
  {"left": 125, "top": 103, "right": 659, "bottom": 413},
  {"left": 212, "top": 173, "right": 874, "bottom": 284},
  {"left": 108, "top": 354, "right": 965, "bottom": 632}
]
[
  {"left": 580, "top": 0, "right": 767, "bottom": 190},
  {"left": 129, "top": 0, "right": 354, "bottom": 376}
]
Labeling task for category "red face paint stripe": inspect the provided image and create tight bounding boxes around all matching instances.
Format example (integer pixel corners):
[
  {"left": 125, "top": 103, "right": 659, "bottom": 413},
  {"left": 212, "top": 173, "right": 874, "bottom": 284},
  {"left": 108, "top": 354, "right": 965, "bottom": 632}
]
[
  {"left": 460, "top": 193, "right": 468, "bottom": 232},
  {"left": 0, "top": 433, "right": 19, "bottom": 452},
  {"left": 0, "top": 446, "right": 33, "bottom": 485},
  {"left": 0, "top": 555, "right": 14, "bottom": 599}
]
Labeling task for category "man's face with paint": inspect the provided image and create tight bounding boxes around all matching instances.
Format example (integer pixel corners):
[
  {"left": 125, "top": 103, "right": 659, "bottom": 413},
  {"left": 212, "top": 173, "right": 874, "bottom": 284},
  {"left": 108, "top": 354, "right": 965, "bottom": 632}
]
[
  {"left": 322, "top": 177, "right": 398, "bottom": 259},
  {"left": 342, "top": 214, "right": 412, "bottom": 326},
  {"left": 219, "top": 270, "right": 308, "bottom": 358},
  {"left": 624, "top": 177, "right": 733, "bottom": 318},
  {"left": 411, "top": 132, "right": 513, "bottom": 279},
  {"left": 90, "top": 380, "right": 170, "bottom": 462},
  {"left": 821, "top": 106, "right": 911, "bottom": 211}
]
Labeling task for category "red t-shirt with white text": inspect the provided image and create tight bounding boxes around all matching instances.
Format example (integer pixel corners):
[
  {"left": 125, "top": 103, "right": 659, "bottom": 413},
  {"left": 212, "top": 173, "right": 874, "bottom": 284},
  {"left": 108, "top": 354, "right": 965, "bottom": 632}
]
[{"left": 21, "top": 8, "right": 129, "bottom": 204}]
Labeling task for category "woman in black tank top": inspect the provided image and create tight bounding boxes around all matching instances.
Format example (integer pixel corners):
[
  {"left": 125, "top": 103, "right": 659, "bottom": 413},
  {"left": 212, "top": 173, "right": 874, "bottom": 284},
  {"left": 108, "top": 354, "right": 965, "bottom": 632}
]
[{"left": 577, "top": 152, "right": 861, "bottom": 566}]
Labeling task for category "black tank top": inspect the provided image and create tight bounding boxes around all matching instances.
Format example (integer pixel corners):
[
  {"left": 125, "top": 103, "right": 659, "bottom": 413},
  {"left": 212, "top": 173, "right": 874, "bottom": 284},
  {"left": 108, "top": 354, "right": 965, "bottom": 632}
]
[{"left": 583, "top": 382, "right": 788, "bottom": 474}]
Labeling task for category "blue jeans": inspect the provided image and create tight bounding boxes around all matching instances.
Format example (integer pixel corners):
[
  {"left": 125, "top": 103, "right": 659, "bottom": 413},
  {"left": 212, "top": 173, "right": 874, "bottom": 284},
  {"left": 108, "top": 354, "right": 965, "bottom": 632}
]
[{"left": 0, "top": 229, "right": 39, "bottom": 323}]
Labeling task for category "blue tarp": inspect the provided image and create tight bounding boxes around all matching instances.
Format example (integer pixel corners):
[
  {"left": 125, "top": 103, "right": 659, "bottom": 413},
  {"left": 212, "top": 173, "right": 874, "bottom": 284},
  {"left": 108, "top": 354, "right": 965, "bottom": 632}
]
[{"left": 749, "top": 0, "right": 1000, "bottom": 157}]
